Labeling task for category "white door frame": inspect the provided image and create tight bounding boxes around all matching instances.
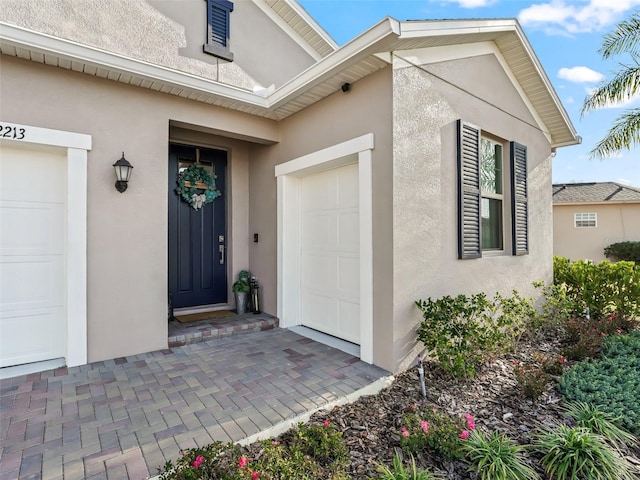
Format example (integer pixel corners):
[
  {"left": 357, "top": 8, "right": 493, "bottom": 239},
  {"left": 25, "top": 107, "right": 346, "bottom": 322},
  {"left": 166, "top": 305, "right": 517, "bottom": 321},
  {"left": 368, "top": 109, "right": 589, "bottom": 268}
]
[
  {"left": 0, "top": 121, "right": 91, "bottom": 368},
  {"left": 275, "top": 133, "right": 374, "bottom": 364}
]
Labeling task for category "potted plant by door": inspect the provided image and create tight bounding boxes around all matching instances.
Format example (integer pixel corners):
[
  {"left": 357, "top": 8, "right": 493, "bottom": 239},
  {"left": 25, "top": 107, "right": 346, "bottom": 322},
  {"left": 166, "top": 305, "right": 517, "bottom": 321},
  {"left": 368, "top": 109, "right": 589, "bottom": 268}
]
[{"left": 233, "top": 270, "right": 250, "bottom": 314}]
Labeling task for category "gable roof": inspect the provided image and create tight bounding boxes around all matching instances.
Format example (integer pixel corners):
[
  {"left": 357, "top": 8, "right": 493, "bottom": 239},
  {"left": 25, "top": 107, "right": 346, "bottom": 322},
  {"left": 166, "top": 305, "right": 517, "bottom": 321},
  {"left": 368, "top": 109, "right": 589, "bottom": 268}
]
[
  {"left": 553, "top": 182, "right": 640, "bottom": 204},
  {"left": 0, "top": 14, "right": 578, "bottom": 148}
]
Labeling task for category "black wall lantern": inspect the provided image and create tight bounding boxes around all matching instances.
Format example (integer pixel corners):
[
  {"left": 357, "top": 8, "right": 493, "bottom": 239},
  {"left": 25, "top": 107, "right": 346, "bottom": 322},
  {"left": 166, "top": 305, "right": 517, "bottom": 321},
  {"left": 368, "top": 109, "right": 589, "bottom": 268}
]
[{"left": 113, "top": 152, "right": 133, "bottom": 193}]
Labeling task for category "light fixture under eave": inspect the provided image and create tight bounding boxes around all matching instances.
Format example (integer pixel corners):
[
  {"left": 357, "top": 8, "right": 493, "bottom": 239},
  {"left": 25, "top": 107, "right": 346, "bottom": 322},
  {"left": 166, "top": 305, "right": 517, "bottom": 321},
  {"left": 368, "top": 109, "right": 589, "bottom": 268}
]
[{"left": 113, "top": 152, "right": 133, "bottom": 193}]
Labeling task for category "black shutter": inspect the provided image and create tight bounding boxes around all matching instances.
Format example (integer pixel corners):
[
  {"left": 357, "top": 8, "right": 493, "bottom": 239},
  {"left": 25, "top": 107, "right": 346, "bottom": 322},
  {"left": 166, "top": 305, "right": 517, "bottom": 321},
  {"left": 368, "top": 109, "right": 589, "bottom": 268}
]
[
  {"left": 203, "top": 0, "right": 234, "bottom": 61},
  {"left": 209, "top": 1, "right": 230, "bottom": 47},
  {"left": 510, "top": 142, "right": 528, "bottom": 255},
  {"left": 457, "top": 120, "right": 482, "bottom": 259}
]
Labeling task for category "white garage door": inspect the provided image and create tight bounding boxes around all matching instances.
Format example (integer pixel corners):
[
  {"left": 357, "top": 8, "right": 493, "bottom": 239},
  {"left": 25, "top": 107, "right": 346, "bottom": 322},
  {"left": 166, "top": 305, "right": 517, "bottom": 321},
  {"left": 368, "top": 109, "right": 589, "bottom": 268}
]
[
  {"left": 300, "top": 163, "right": 360, "bottom": 344},
  {"left": 0, "top": 145, "right": 67, "bottom": 367}
]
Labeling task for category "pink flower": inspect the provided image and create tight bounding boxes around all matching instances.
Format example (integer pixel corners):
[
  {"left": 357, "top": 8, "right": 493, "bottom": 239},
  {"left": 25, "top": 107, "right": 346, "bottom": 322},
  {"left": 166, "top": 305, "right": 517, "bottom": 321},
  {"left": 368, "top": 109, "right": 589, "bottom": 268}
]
[
  {"left": 459, "top": 430, "right": 470, "bottom": 440},
  {"left": 251, "top": 472, "right": 260, "bottom": 480},
  {"left": 192, "top": 455, "right": 204, "bottom": 468},
  {"left": 238, "top": 456, "right": 249, "bottom": 469},
  {"left": 420, "top": 420, "right": 429, "bottom": 434},
  {"left": 600, "top": 332, "right": 607, "bottom": 337},
  {"left": 401, "top": 426, "right": 410, "bottom": 437},
  {"left": 465, "top": 414, "right": 475, "bottom": 431},
  {"left": 323, "top": 419, "right": 330, "bottom": 427},
  {"left": 616, "top": 329, "right": 622, "bottom": 334}
]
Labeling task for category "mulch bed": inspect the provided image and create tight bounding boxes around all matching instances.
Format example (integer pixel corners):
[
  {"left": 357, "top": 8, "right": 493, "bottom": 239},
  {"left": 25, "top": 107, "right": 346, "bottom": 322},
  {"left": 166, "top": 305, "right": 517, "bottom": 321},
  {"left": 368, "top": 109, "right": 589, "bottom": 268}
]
[{"left": 243, "top": 333, "right": 640, "bottom": 479}]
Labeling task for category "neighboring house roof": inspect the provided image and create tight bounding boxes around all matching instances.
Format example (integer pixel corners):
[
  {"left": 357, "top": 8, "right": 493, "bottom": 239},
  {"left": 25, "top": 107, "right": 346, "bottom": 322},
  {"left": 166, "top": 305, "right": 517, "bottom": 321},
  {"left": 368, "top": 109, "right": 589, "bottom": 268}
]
[
  {"left": 552, "top": 182, "right": 640, "bottom": 204},
  {"left": 0, "top": 12, "right": 579, "bottom": 148}
]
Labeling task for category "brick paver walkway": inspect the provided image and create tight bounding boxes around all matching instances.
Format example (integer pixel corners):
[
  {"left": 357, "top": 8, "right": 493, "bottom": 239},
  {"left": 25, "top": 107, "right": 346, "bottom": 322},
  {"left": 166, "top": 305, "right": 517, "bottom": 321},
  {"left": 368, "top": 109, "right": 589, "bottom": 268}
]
[{"left": 0, "top": 329, "right": 388, "bottom": 480}]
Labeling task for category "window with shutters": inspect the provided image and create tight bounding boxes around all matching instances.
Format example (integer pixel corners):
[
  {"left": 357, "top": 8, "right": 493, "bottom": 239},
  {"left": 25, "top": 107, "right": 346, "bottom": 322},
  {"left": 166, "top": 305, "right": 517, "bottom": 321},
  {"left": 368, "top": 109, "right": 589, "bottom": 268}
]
[
  {"left": 457, "top": 120, "right": 529, "bottom": 259},
  {"left": 204, "top": 0, "right": 234, "bottom": 62}
]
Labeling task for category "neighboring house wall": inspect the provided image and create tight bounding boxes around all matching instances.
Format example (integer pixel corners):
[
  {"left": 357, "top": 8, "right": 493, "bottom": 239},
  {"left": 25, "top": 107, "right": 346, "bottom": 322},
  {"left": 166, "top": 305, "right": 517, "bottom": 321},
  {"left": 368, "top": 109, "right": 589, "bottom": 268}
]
[
  {"left": 0, "top": 55, "right": 277, "bottom": 362},
  {"left": 553, "top": 203, "right": 640, "bottom": 261},
  {"left": 391, "top": 50, "right": 553, "bottom": 371},
  {"left": 248, "top": 68, "right": 395, "bottom": 370}
]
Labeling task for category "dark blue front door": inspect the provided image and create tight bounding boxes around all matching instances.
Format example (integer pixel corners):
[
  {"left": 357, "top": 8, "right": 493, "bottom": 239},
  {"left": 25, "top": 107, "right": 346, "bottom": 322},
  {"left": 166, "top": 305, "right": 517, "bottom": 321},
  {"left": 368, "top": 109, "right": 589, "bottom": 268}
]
[{"left": 168, "top": 143, "right": 227, "bottom": 308}]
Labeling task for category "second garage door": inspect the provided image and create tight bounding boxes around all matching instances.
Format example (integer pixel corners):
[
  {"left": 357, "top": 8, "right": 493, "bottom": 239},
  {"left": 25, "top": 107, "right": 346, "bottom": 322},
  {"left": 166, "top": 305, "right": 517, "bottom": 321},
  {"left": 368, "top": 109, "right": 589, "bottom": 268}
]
[
  {"left": 299, "top": 163, "right": 360, "bottom": 345},
  {"left": 0, "top": 144, "right": 67, "bottom": 368}
]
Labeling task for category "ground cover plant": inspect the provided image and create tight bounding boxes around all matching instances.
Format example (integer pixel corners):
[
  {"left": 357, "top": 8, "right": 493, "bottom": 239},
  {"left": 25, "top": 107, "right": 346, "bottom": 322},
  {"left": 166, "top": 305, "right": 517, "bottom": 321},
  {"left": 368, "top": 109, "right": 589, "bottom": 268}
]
[{"left": 560, "top": 330, "right": 640, "bottom": 435}]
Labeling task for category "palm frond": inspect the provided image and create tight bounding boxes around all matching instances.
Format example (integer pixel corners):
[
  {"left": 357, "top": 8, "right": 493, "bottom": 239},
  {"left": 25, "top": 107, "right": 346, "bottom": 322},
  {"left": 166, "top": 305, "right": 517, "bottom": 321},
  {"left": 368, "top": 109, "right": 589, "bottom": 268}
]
[
  {"left": 582, "top": 64, "right": 640, "bottom": 114},
  {"left": 601, "top": 13, "right": 640, "bottom": 58},
  {"left": 589, "top": 108, "right": 640, "bottom": 158}
]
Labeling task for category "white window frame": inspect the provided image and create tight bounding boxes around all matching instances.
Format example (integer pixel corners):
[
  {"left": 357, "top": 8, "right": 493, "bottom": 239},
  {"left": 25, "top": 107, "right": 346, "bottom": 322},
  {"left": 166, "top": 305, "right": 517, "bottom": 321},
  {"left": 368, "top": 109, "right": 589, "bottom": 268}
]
[{"left": 575, "top": 212, "right": 597, "bottom": 228}]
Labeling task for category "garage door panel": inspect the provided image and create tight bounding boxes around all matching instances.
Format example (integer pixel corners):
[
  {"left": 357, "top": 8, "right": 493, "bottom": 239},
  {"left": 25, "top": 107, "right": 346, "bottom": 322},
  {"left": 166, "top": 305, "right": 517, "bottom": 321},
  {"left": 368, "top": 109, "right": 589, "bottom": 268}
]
[
  {"left": 0, "top": 308, "right": 65, "bottom": 367},
  {"left": 300, "top": 163, "right": 360, "bottom": 345},
  {"left": 0, "top": 202, "right": 65, "bottom": 255},
  {"left": 338, "top": 300, "right": 359, "bottom": 344},
  {"left": 1, "top": 256, "right": 65, "bottom": 311},
  {"left": 301, "top": 212, "right": 337, "bottom": 251},
  {"left": 301, "top": 292, "right": 338, "bottom": 334},
  {"left": 337, "top": 165, "right": 359, "bottom": 208},
  {"left": 338, "top": 211, "right": 359, "bottom": 252},
  {"left": 0, "top": 144, "right": 67, "bottom": 367},
  {"left": 301, "top": 253, "right": 337, "bottom": 291}
]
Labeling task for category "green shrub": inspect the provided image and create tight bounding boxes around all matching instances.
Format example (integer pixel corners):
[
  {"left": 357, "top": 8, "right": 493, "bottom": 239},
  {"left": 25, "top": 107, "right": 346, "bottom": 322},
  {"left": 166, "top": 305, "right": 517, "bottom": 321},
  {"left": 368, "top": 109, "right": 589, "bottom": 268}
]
[
  {"left": 531, "top": 425, "right": 635, "bottom": 480},
  {"left": 399, "top": 406, "right": 475, "bottom": 460},
  {"left": 553, "top": 256, "right": 640, "bottom": 320},
  {"left": 288, "top": 421, "right": 348, "bottom": 471},
  {"left": 531, "top": 281, "right": 576, "bottom": 334},
  {"left": 604, "top": 241, "right": 640, "bottom": 263},
  {"left": 462, "top": 430, "right": 539, "bottom": 480},
  {"left": 560, "top": 331, "right": 640, "bottom": 435},
  {"left": 416, "top": 291, "right": 533, "bottom": 378},
  {"left": 513, "top": 361, "right": 551, "bottom": 399},
  {"left": 563, "top": 401, "right": 637, "bottom": 450},
  {"left": 375, "top": 452, "right": 439, "bottom": 480}
]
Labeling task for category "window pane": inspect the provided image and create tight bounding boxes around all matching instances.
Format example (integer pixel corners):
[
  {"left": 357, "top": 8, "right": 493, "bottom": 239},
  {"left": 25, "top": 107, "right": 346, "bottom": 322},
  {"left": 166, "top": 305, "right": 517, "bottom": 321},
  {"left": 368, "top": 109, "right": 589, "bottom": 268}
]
[
  {"left": 480, "top": 139, "right": 502, "bottom": 194},
  {"left": 481, "top": 198, "right": 503, "bottom": 249}
]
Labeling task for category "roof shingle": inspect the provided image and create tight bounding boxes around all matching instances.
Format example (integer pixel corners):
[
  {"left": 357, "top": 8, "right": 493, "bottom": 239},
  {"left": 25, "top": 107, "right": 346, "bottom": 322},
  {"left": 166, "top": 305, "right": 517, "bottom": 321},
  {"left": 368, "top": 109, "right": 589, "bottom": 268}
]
[{"left": 552, "top": 182, "right": 640, "bottom": 204}]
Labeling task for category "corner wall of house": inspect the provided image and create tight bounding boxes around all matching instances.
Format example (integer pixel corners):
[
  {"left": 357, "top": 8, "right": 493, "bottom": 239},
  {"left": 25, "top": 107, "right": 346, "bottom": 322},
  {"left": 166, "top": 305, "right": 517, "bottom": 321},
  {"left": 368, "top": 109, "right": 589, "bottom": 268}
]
[
  {"left": 391, "top": 53, "right": 554, "bottom": 373},
  {"left": 248, "top": 68, "right": 396, "bottom": 371},
  {"left": 553, "top": 203, "right": 640, "bottom": 261},
  {"left": 0, "top": 55, "right": 277, "bottom": 363}
]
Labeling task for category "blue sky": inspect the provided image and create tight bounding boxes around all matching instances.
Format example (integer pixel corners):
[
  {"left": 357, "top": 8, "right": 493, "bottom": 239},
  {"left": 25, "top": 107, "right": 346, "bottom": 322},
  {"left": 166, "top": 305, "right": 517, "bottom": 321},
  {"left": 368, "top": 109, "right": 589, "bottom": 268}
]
[{"left": 298, "top": 0, "right": 640, "bottom": 188}]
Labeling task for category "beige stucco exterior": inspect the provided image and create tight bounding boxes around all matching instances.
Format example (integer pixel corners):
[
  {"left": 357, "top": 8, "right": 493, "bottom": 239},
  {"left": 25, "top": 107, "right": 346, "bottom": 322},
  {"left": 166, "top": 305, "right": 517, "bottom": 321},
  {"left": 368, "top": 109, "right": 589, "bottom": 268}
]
[
  {"left": 0, "top": 2, "right": 577, "bottom": 373},
  {"left": 553, "top": 203, "right": 640, "bottom": 262}
]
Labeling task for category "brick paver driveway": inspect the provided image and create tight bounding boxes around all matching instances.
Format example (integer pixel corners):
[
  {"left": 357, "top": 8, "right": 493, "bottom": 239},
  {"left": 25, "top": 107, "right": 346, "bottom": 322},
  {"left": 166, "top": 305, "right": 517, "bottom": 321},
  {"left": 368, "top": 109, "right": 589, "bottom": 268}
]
[{"left": 0, "top": 329, "right": 389, "bottom": 480}]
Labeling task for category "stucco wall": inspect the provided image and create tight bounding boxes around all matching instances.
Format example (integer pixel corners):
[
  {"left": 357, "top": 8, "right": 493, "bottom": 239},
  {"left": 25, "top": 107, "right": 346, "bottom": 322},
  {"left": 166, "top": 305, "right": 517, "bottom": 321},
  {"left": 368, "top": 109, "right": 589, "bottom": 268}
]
[
  {"left": 0, "top": 0, "right": 315, "bottom": 90},
  {"left": 248, "top": 68, "right": 395, "bottom": 371},
  {"left": 553, "top": 203, "right": 640, "bottom": 261},
  {"left": 0, "top": 55, "right": 277, "bottom": 362},
  {"left": 391, "top": 52, "right": 554, "bottom": 372}
]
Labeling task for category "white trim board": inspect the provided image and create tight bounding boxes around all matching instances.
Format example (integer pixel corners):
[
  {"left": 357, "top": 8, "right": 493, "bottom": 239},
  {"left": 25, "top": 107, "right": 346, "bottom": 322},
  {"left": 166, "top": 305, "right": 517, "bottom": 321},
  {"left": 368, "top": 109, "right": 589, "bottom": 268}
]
[
  {"left": 276, "top": 133, "right": 374, "bottom": 364},
  {"left": 0, "top": 121, "right": 90, "bottom": 369}
]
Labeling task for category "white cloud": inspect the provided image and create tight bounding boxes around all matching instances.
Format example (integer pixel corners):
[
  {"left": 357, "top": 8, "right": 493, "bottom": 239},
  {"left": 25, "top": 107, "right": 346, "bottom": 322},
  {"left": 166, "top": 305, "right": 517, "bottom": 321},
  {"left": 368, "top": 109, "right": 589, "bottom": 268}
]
[
  {"left": 617, "top": 178, "right": 633, "bottom": 185},
  {"left": 565, "top": 96, "right": 575, "bottom": 103},
  {"left": 519, "top": 0, "right": 640, "bottom": 34},
  {"left": 559, "top": 66, "right": 605, "bottom": 83},
  {"left": 434, "top": 0, "right": 495, "bottom": 8}
]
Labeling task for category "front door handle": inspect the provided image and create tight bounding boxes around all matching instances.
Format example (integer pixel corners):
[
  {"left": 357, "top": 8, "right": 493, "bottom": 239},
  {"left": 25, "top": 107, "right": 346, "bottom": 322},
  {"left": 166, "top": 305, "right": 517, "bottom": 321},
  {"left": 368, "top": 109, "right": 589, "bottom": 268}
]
[{"left": 219, "top": 245, "right": 225, "bottom": 264}]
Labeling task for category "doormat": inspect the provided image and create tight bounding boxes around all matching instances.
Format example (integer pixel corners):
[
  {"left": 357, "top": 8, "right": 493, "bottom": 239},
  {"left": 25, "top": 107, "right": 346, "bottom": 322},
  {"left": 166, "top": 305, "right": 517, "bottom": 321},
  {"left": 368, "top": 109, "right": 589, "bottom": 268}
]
[{"left": 174, "top": 310, "right": 235, "bottom": 323}]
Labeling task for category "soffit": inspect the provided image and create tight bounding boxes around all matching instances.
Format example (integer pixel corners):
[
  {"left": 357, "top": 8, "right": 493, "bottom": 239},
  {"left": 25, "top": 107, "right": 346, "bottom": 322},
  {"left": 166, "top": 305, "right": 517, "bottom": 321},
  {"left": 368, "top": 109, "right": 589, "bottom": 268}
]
[
  {"left": 262, "top": 0, "right": 338, "bottom": 58},
  {"left": 0, "top": 18, "right": 578, "bottom": 147}
]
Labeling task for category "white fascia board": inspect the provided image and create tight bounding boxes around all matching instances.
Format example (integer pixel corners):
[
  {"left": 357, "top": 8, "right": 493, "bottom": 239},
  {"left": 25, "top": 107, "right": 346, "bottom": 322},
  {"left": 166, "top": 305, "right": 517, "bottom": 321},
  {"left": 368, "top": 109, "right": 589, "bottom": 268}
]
[
  {"left": 0, "top": 23, "right": 268, "bottom": 108},
  {"left": 509, "top": 22, "right": 578, "bottom": 147},
  {"left": 399, "top": 18, "right": 519, "bottom": 38},
  {"left": 268, "top": 17, "right": 400, "bottom": 108},
  {"left": 284, "top": 0, "right": 339, "bottom": 51},
  {"left": 251, "top": 0, "right": 324, "bottom": 61}
]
